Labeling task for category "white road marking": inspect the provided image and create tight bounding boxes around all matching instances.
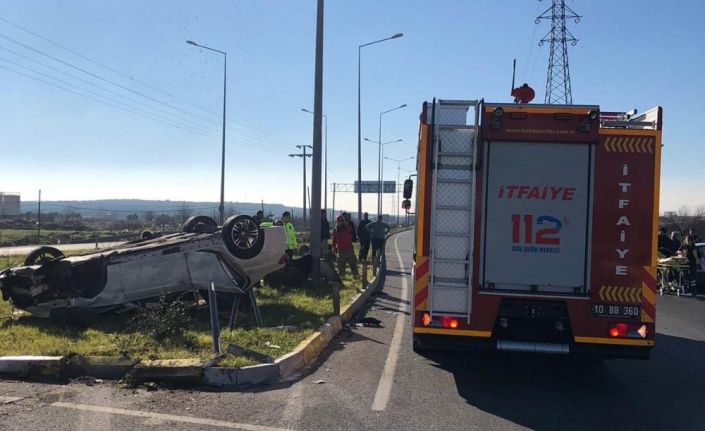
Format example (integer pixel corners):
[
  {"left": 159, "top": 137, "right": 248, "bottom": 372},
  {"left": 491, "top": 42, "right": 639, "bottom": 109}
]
[
  {"left": 51, "top": 402, "right": 294, "bottom": 431},
  {"left": 371, "top": 232, "right": 409, "bottom": 411},
  {"left": 280, "top": 382, "right": 304, "bottom": 428},
  {"left": 0, "top": 396, "right": 24, "bottom": 404}
]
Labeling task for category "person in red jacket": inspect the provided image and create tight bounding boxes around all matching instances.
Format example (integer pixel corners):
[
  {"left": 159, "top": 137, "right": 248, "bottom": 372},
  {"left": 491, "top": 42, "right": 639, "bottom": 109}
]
[{"left": 332, "top": 215, "right": 359, "bottom": 277}]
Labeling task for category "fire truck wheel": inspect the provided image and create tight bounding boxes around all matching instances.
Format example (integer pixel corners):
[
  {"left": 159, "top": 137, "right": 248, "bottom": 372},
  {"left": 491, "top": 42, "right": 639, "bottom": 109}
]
[{"left": 412, "top": 335, "right": 426, "bottom": 353}]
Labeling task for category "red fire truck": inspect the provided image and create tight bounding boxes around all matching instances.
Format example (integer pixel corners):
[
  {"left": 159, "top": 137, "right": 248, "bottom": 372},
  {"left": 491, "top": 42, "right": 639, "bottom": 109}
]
[{"left": 409, "top": 99, "right": 662, "bottom": 359}]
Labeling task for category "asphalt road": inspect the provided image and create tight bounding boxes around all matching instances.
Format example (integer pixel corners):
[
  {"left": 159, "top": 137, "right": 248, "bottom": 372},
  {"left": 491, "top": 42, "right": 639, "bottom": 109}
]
[
  {"left": 2, "top": 230, "right": 705, "bottom": 430},
  {"left": 0, "top": 242, "right": 125, "bottom": 257}
]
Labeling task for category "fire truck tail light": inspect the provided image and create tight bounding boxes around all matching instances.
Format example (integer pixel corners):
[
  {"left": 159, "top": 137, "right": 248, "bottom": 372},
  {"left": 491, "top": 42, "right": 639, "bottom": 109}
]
[
  {"left": 608, "top": 323, "right": 629, "bottom": 337},
  {"left": 421, "top": 313, "right": 431, "bottom": 326},
  {"left": 439, "top": 316, "right": 460, "bottom": 329}
]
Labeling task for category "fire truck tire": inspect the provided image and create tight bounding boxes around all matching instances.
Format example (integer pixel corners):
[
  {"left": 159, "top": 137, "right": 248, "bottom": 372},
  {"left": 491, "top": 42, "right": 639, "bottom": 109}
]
[{"left": 412, "top": 335, "right": 427, "bottom": 353}]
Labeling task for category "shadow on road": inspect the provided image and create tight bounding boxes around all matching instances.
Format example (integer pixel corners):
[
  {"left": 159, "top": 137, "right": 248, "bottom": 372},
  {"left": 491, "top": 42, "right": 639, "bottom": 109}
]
[{"left": 420, "top": 333, "right": 705, "bottom": 431}]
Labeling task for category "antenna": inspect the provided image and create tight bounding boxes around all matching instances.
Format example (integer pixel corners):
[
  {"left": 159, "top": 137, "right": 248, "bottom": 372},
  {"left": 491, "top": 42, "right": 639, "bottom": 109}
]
[
  {"left": 536, "top": 0, "right": 581, "bottom": 104},
  {"left": 511, "top": 58, "right": 516, "bottom": 94}
]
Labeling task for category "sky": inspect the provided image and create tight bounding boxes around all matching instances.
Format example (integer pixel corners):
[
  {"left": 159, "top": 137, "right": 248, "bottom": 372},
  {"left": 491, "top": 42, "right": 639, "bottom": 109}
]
[{"left": 1, "top": 0, "right": 703, "bottom": 217}]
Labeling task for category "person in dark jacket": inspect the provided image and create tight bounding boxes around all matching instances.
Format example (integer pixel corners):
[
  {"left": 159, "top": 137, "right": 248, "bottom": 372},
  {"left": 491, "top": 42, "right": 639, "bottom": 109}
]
[
  {"left": 357, "top": 212, "right": 372, "bottom": 262},
  {"left": 344, "top": 212, "right": 357, "bottom": 243},
  {"left": 320, "top": 209, "right": 331, "bottom": 257},
  {"left": 669, "top": 231, "right": 681, "bottom": 254},
  {"left": 681, "top": 235, "right": 701, "bottom": 296},
  {"left": 657, "top": 227, "right": 672, "bottom": 255},
  {"left": 366, "top": 215, "right": 390, "bottom": 262}
]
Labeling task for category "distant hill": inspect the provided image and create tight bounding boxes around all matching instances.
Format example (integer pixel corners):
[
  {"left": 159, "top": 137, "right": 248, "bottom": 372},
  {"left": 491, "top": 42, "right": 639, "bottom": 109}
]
[{"left": 20, "top": 199, "right": 300, "bottom": 219}]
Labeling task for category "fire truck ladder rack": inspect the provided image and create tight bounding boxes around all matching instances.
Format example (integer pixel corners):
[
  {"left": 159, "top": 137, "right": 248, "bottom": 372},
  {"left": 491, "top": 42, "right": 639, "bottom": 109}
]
[{"left": 428, "top": 99, "right": 481, "bottom": 323}]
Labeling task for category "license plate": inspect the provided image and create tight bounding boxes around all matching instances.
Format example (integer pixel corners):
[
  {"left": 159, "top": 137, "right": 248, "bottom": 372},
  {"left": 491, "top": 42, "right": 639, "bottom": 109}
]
[{"left": 589, "top": 303, "right": 641, "bottom": 319}]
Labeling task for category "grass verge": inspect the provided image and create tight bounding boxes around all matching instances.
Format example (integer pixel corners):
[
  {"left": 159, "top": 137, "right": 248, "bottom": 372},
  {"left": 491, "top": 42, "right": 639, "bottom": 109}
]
[{"left": 0, "top": 245, "right": 373, "bottom": 369}]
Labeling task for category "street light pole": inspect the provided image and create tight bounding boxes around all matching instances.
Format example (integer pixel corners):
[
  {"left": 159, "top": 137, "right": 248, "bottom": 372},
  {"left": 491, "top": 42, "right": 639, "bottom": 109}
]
[
  {"left": 187, "top": 40, "right": 227, "bottom": 225},
  {"left": 364, "top": 137, "right": 402, "bottom": 216},
  {"left": 384, "top": 156, "right": 414, "bottom": 225},
  {"left": 376, "top": 104, "right": 406, "bottom": 215},
  {"left": 357, "top": 33, "right": 403, "bottom": 222},
  {"left": 301, "top": 108, "right": 327, "bottom": 221}
]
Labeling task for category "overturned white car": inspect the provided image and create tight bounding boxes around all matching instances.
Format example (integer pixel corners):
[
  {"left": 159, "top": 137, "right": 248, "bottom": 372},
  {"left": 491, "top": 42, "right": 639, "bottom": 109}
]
[{"left": 0, "top": 215, "right": 286, "bottom": 317}]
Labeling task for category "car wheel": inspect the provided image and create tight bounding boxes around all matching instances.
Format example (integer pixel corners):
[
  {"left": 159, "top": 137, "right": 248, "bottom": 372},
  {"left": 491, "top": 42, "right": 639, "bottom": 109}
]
[
  {"left": 24, "top": 246, "right": 64, "bottom": 266},
  {"left": 182, "top": 215, "right": 219, "bottom": 234},
  {"left": 222, "top": 215, "right": 264, "bottom": 260}
]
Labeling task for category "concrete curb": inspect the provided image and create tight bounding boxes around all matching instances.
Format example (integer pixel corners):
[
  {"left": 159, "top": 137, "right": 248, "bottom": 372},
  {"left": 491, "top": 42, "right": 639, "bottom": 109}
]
[
  {"left": 132, "top": 358, "right": 203, "bottom": 384},
  {"left": 272, "top": 231, "right": 392, "bottom": 380},
  {"left": 0, "top": 356, "right": 65, "bottom": 378},
  {"left": 65, "top": 355, "right": 138, "bottom": 380}
]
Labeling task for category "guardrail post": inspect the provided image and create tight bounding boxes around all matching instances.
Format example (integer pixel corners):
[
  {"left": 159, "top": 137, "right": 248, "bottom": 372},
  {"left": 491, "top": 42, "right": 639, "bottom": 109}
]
[
  {"left": 208, "top": 282, "right": 221, "bottom": 355},
  {"left": 332, "top": 282, "right": 340, "bottom": 316}
]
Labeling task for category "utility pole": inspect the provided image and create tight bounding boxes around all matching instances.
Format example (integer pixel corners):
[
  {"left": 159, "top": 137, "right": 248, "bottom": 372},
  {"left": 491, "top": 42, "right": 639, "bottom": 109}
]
[
  {"left": 310, "top": 0, "right": 325, "bottom": 279},
  {"left": 37, "top": 189, "right": 41, "bottom": 244},
  {"left": 289, "top": 145, "right": 312, "bottom": 224},
  {"left": 536, "top": 0, "right": 581, "bottom": 104}
]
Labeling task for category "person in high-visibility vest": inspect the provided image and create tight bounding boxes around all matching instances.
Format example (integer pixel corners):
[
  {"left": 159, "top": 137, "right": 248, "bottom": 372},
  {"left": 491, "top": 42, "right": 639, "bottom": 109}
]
[{"left": 282, "top": 211, "right": 298, "bottom": 258}]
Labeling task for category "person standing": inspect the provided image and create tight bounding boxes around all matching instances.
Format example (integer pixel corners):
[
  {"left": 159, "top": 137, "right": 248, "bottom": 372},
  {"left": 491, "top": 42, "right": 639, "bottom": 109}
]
[
  {"left": 254, "top": 210, "right": 265, "bottom": 226},
  {"left": 657, "top": 227, "right": 672, "bottom": 254},
  {"left": 681, "top": 235, "right": 701, "bottom": 297},
  {"left": 366, "top": 215, "right": 391, "bottom": 262},
  {"left": 344, "top": 212, "right": 357, "bottom": 243},
  {"left": 669, "top": 231, "right": 681, "bottom": 254},
  {"left": 357, "top": 212, "right": 372, "bottom": 262},
  {"left": 332, "top": 215, "right": 358, "bottom": 277},
  {"left": 320, "top": 209, "right": 331, "bottom": 258},
  {"left": 282, "top": 211, "right": 298, "bottom": 258}
]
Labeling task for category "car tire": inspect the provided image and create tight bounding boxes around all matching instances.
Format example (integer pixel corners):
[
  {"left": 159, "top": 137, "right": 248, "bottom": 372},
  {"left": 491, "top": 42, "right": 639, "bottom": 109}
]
[
  {"left": 24, "top": 246, "right": 64, "bottom": 266},
  {"left": 222, "top": 215, "right": 265, "bottom": 260},
  {"left": 182, "top": 215, "right": 219, "bottom": 234}
]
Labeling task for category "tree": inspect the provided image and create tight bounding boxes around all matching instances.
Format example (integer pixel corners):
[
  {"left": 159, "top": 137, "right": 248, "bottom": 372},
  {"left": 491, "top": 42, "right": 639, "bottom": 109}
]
[
  {"left": 155, "top": 213, "right": 173, "bottom": 226},
  {"left": 177, "top": 203, "right": 192, "bottom": 223},
  {"left": 126, "top": 213, "right": 139, "bottom": 224},
  {"left": 144, "top": 211, "right": 155, "bottom": 223}
]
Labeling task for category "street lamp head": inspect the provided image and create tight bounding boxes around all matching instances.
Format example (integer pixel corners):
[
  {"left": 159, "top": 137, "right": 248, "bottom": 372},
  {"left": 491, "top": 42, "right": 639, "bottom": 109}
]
[
  {"left": 399, "top": 104, "right": 407, "bottom": 108},
  {"left": 186, "top": 40, "right": 198, "bottom": 46},
  {"left": 301, "top": 108, "right": 312, "bottom": 113},
  {"left": 392, "top": 33, "right": 404, "bottom": 39}
]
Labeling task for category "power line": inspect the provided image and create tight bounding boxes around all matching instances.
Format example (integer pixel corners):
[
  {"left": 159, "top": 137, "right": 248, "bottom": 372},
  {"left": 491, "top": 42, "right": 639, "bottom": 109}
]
[
  {"left": 0, "top": 15, "right": 221, "bottom": 117},
  {"left": 0, "top": 63, "right": 217, "bottom": 140},
  {"left": 0, "top": 44, "right": 228, "bottom": 135},
  {"left": 0, "top": 17, "right": 306, "bottom": 149},
  {"left": 36, "top": 202, "right": 218, "bottom": 213},
  {"left": 0, "top": 55, "right": 223, "bottom": 138},
  {"left": 0, "top": 37, "right": 296, "bottom": 151},
  {"left": 0, "top": 57, "right": 294, "bottom": 154}
]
